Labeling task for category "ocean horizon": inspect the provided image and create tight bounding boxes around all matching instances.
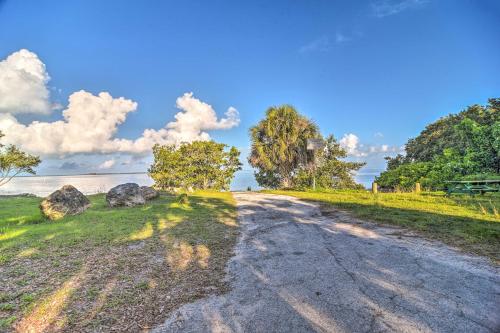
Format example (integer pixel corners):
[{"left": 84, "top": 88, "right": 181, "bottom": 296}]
[{"left": 0, "top": 170, "right": 377, "bottom": 197}]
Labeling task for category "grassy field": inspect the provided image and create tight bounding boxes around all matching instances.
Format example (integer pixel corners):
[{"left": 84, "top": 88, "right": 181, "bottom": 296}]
[
  {"left": 0, "top": 191, "right": 238, "bottom": 332},
  {"left": 266, "top": 190, "right": 500, "bottom": 261}
]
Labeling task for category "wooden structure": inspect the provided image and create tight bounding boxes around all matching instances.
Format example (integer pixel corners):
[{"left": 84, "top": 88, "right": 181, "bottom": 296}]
[{"left": 445, "top": 180, "right": 500, "bottom": 196}]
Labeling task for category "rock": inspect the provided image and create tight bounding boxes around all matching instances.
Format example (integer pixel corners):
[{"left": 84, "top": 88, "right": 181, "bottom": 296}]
[
  {"left": 140, "top": 186, "right": 159, "bottom": 200},
  {"left": 106, "top": 183, "right": 145, "bottom": 207},
  {"left": 40, "top": 185, "right": 90, "bottom": 220}
]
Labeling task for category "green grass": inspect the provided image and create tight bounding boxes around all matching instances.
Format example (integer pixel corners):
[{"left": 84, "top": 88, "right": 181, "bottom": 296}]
[
  {"left": 265, "top": 190, "right": 500, "bottom": 261},
  {"left": 0, "top": 191, "right": 238, "bottom": 332}
]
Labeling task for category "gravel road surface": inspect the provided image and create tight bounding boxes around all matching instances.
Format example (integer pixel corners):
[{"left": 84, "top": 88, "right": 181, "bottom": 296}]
[{"left": 154, "top": 193, "right": 500, "bottom": 333}]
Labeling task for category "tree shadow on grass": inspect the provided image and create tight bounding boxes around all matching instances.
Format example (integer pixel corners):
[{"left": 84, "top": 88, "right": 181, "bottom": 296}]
[
  {"left": 3, "top": 192, "right": 498, "bottom": 332},
  {"left": 0, "top": 192, "right": 239, "bottom": 332}
]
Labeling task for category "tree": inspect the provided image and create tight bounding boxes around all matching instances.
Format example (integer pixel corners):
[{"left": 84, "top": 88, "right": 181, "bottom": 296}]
[
  {"left": 0, "top": 131, "right": 41, "bottom": 187},
  {"left": 454, "top": 117, "right": 500, "bottom": 173},
  {"left": 148, "top": 141, "right": 242, "bottom": 191},
  {"left": 379, "top": 98, "right": 499, "bottom": 190},
  {"left": 396, "top": 98, "right": 499, "bottom": 165},
  {"left": 249, "top": 105, "right": 320, "bottom": 188},
  {"left": 384, "top": 154, "right": 405, "bottom": 171},
  {"left": 376, "top": 162, "right": 432, "bottom": 190},
  {"left": 249, "top": 105, "right": 364, "bottom": 189},
  {"left": 294, "top": 135, "right": 365, "bottom": 189}
]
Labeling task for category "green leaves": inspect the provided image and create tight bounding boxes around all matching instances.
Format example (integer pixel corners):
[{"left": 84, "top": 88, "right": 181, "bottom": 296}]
[
  {"left": 378, "top": 98, "right": 500, "bottom": 190},
  {"left": 249, "top": 106, "right": 363, "bottom": 189},
  {"left": 249, "top": 105, "right": 320, "bottom": 188},
  {"left": 294, "top": 135, "right": 365, "bottom": 190},
  {"left": 148, "top": 141, "right": 242, "bottom": 191},
  {"left": 0, "top": 131, "right": 41, "bottom": 187}
]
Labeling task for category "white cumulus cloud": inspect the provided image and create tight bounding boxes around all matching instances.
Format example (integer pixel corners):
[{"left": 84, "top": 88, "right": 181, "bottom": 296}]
[
  {"left": 0, "top": 90, "right": 240, "bottom": 157},
  {"left": 0, "top": 49, "right": 240, "bottom": 159},
  {"left": 0, "top": 49, "right": 52, "bottom": 114},
  {"left": 108, "top": 92, "right": 240, "bottom": 154},
  {"left": 340, "top": 133, "right": 360, "bottom": 155},
  {"left": 340, "top": 133, "right": 400, "bottom": 157}
]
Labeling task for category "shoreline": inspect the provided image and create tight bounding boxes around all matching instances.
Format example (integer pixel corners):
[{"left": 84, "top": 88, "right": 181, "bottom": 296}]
[
  {"left": 0, "top": 193, "right": 37, "bottom": 198},
  {"left": 11, "top": 172, "right": 148, "bottom": 178}
]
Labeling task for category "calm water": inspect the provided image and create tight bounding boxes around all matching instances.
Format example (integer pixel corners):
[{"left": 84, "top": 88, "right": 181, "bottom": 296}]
[
  {"left": 0, "top": 174, "right": 154, "bottom": 197},
  {"left": 0, "top": 171, "right": 375, "bottom": 197},
  {"left": 0, "top": 172, "right": 260, "bottom": 196}
]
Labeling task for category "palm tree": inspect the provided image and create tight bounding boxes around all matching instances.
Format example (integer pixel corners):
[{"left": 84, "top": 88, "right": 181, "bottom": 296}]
[{"left": 249, "top": 105, "right": 319, "bottom": 188}]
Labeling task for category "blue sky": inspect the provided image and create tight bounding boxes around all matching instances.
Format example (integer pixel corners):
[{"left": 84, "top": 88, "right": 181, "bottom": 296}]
[{"left": 0, "top": 0, "right": 499, "bottom": 188}]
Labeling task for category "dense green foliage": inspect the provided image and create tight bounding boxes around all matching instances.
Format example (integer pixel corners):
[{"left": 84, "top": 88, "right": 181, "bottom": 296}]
[
  {"left": 0, "top": 131, "right": 41, "bottom": 187},
  {"left": 293, "top": 135, "right": 365, "bottom": 190},
  {"left": 149, "top": 141, "right": 241, "bottom": 190},
  {"left": 378, "top": 98, "right": 499, "bottom": 189},
  {"left": 249, "top": 105, "right": 319, "bottom": 188},
  {"left": 249, "top": 105, "right": 363, "bottom": 189},
  {"left": 267, "top": 190, "right": 500, "bottom": 261}
]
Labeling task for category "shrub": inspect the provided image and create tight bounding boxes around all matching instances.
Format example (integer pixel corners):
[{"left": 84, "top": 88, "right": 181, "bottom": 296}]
[{"left": 149, "top": 141, "right": 242, "bottom": 191}]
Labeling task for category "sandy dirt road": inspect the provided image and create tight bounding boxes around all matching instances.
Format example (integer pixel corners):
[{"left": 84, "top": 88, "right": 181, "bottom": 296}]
[{"left": 154, "top": 192, "right": 500, "bottom": 333}]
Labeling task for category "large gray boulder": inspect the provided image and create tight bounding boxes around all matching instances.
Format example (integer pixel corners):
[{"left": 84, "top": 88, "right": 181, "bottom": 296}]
[
  {"left": 40, "top": 185, "right": 90, "bottom": 220},
  {"left": 106, "top": 183, "right": 145, "bottom": 207},
  {"left": 140, "top": 186, "right": 159, "bottom": 200}
]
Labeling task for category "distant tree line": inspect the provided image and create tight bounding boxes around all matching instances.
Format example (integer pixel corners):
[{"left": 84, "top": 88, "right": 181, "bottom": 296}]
[{"left": 376, "top": 98, "right": 500, "bottom": 190}]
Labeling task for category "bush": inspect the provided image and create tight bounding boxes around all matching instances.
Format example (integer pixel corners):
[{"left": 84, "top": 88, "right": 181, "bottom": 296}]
[
  {"left": 376, "top": 162, "right": 432, "bottom": 190},
  {"left": 149, "top": 141, "right": 242, "bottom": 191}
]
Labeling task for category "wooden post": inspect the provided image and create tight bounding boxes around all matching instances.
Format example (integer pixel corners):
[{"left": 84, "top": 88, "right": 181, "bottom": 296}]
[
  {"left": 415, "top": 182, "right": 421, "bottom": 194},
  {"left": 312, "top": 153, "right": 316, "bottom": 191},
  {"left": 372, "top": 182, "right": 378, "bottom": 194}
]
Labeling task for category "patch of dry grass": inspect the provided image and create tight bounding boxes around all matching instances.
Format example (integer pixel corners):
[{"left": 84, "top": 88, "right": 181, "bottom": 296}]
[{"left": 0, "top": 191, "right": 238, "bottom": 332}]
